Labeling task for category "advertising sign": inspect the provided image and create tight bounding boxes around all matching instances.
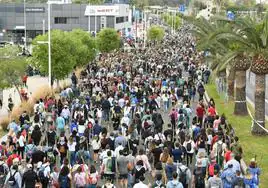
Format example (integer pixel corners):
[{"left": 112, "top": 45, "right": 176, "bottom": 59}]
[
  {"left": 25, "top": 7, "right": 45, "bottom": 13},
  {"left": 85, "top": 5, "right": 120, "bottom": 16}
]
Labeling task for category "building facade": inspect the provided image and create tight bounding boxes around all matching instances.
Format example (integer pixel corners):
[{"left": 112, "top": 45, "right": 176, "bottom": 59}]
[{"left": 0, "top": 3, "right": 131, "bottom": 43}]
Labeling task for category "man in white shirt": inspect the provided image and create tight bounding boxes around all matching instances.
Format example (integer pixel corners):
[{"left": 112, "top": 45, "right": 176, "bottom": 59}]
[
  {"left": 225, "top": 153, "right": 241, "bottom": 174},
  {"left": 114, "top": 142, "right": 124, "bottom": 158}
]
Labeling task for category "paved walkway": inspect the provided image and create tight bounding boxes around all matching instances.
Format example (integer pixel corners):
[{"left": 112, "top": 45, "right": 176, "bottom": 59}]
[{"left": 0, "top": 76, "right": 71, "bottom": 119}]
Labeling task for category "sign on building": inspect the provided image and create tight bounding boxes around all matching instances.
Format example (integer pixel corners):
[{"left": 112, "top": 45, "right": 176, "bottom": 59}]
[{"left": 85, "top": 5, "right": 120, "bottom": 16}]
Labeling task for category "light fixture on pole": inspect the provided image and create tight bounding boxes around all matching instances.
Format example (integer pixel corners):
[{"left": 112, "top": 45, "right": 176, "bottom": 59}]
[
  {"left": 37, "top": 1, "right": 52, "bottom": 88},
  {"left": 48, "top": 1, "right": 52, "bottom": 88},
  {"left": 88, "top": 4, "right": 91, "bottom": 33},
  {"left": 94, "top": 8, "right": 97, "bottom": 37},
  {"left": 42, "top": 20, "right": 45, "bottom": 35},
  {"left": 24, "top": 0, "right": 27, "bottom": 50}
]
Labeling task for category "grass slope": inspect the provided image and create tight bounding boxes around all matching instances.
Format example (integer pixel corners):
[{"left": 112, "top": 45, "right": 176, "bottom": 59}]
[{"left": 205, "top": 83, "right": 268, "bottom": 187}]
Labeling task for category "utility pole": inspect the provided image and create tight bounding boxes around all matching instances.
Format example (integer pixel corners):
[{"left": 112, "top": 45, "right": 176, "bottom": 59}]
[
  {"left": 48, "top": 2, "right": 52, "bottom": 88},
  {"left": 24, "top": 0, "right": 27, "bottom": 50}
]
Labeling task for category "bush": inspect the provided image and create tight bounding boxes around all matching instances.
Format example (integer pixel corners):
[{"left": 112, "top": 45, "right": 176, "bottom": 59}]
[
  {"left": 31, "top": 85, "right": 53, "bottom": 102},
  {"left": 0, "top": 116, "right": 10, "bottom": 131},
  {"left": 20, "top": 101, "right": 34, "bottom": 116},
  {"left": 10, "top": 101, "right": 34, "bottom": 122}
]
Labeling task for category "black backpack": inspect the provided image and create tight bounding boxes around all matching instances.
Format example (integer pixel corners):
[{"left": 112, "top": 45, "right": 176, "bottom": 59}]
[
  {"left": 179, "top": 167, "right": 188, "bottom": 187},
  {"left": 0, "top": 164, "right": 7, "bottom": 186},
  {"left": 186, "top": 142, "right": 192, "bottom": 152},
  {"left": 195, "top": 169, "right": 205, "bottom": 187},
  {"left": 8, "top": 170, "right": 17, "bottom": 186}
]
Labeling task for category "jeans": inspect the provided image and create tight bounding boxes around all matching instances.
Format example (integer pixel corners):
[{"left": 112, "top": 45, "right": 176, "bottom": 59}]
[
  {"left": 103, "top": 110, "right": 109, "bottom": 121},
  {"left": 186, "top": 153, "right": 193, "bottom": 167},
  {"left": 164, "top": 101, "right": 168, "bottom": 112},
  {"left": 69, "top": 151, "right": 76, "bottom": 166},
  {"left": 127, "top": 173, "right": 134, "bottom": 188}
]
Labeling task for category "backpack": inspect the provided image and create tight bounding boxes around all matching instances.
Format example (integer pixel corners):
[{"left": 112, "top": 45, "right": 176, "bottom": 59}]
[
  {"left": 195, "top": 169, "right": 205, "bottom": 187},
  {"left": 186, "top": 142, "right": 192, "bottom": 152},
  {"left": 208, "top": 164, "right": 215, "bottom": 177},
  {"left": 107, "top": 157, "right": 116, "bottom": 173},
  {"left": 8, "top": 170, "right": 17, "bottom": 186},
  {"left": 217, "top": 142, "right": 223, "bottom": 157},
  {"left": 38, "top": 165, "right": 48, "bottom": 183},
  {"left": 59, "top": 145, "right": 66, "bottom": 153},
  {"left": 0, "top": 164, "right": 7, "bottom": 186},
  {"left": 47, "top": 151, "right": 56, "bottom": 164},
  {"left": 178, "top": 114, "right": 184, "bottom": 122},
  {"left": 170, "top": 113, "right": 176, "bottom": 121},
  {"left": 179, "top": 167, "right": 188, "bottom": 187}
]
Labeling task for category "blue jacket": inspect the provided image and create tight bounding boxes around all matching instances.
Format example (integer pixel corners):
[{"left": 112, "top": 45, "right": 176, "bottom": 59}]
[{"left": 221, "top": 168, "right": 236, "bottom": 188}]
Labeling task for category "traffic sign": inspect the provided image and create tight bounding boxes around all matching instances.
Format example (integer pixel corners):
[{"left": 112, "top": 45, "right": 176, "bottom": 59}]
[
  {"left": 227, "top": 11, "right": 235, "bottom": 20},
  {"left": 179, "top": 4, "right": 185, "bottom": 12}
]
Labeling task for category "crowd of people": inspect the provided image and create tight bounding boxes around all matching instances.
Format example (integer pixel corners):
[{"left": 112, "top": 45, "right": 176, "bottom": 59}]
[{"left": 0, "top": 24, "right": 261, "bottom": 188}]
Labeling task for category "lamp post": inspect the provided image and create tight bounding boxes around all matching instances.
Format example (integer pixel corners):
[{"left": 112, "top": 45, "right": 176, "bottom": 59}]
[
  {"left": 88, "top": 4, "right": 91, "bottom": 33},
  {"left": 37, "top": 2, "right": 51, "bottom": 88},
  {"left": 95, "top": 8, "right": 97, "bottom": 37},
  {"left": 48, "top": 2, "right": 51, "bottom": 88},
  {"left": 24, "top": 0, "right": 27, "bottom": 50}
]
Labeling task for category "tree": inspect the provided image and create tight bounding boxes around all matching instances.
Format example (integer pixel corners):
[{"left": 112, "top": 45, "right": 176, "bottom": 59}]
[
  {"left": 68, "top": 29, "right": 96, "bottom": 67},
  {"left": 211, "top": 14, "right": 268, "bottom": 134},
  {"left": 32, "top": 30, "right": 76, "bottom": 81},
  {"left": 0, "top": 58, "right": 28, "bottom": 101},
  {"left": 96, "top": 28, "right": 120, "bottom": 53},
  {"left": 189, "top": 15, "right": 250, "bottom": 116},
  {"left": 147, "top": 25, "right": 165, "bottom": 42},
  {"left": 131, "top": 0, "right": 149, "bottom": 10}
]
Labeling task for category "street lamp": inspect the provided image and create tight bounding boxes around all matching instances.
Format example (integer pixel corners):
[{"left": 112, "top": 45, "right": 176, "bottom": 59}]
[
  {"left": 36, "top": 2, "right": 52, "bottom": 88},
  {"left": 24, "top": 0, "right": 27, "bottom": 50}
]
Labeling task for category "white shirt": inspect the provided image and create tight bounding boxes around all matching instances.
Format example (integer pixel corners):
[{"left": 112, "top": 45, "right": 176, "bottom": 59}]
[
  {"left": 121, "top": 116, "right": 130, "bottom": 126},
  {"left": 18, "top": 135, "right": 25, "bottom": 147},
  {"left": 92, "top": 139, "right": 100, "bottom": 150},
  {"left": 115, "top": 145, "right": 124, "bottom": 158},
  {"left": 68, "top": 142, "right": 76, "bottom": 152},
  {"left": 118, "top": 98, "right": 125, "bottom": 108},
  {"left": 133, "top": 182, "right": 148, "bottom": 188},
  {"left": 42, "top": 164, "right": 51, "bottom": 177}
]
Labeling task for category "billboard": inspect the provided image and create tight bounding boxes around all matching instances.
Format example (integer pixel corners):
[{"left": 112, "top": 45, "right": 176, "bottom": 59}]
[{"left": 85, "top": 5, "right": 120, "bottom": 16}]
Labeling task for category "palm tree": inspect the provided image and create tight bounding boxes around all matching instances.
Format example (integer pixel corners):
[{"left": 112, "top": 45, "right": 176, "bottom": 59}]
[
  {"left": 214, "top": 14, "right": 268, "bottom": 134},
  {"left": 190, "top": 15, "right": 253, "bottom": 115}
]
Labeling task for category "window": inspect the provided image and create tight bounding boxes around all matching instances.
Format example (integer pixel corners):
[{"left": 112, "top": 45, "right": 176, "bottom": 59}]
[
  {"left": 54, "top": 17, "right": 67, "bottom": 24},
  {"left": 116, "top": 17, "right": 124, "bottom": 24},
  {"left": 125, "top": 16, "right": 128, "bottom": 22}
]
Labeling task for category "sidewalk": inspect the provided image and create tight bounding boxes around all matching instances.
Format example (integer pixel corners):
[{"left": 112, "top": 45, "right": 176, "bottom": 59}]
[{"left": 0, "top": 75, "right": 71, "bottom": 119}]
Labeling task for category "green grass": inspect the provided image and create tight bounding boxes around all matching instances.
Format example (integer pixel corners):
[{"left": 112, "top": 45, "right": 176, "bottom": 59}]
[{"left": 205, "top": 83, "right": 268, "bottom": 187}]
